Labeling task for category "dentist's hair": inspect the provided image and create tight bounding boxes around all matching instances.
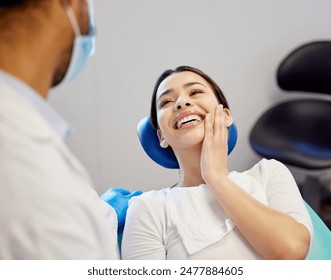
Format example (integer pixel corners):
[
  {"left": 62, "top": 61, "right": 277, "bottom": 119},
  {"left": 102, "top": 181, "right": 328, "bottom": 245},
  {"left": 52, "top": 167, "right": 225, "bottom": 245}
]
[
  {"left": 0, "top": 0, "right": 48, "bottom": 11},
  {"left": 150, "top": 65, "right": 230, "bottom": 129},
  {"left": 0, "top": 0, "right": 49, "bottom": 26},
  {"left": 0, "top": 0, "right": 42, "bottom": 8},
  {"left": 0, "top": 0, "right": 23, "bottom": 7}
]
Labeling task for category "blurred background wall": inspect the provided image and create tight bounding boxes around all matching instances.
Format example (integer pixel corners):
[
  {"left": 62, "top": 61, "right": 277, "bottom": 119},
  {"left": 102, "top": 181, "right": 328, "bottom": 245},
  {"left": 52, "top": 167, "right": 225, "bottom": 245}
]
[{"left": 49, "top": 0, "right": 331, "bottom": 194}]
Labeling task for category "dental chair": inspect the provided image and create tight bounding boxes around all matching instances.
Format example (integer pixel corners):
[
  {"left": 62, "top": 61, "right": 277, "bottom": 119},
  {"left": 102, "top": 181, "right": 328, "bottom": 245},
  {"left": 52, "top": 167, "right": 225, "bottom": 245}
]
[
  {"left": 249, "top": 41, "right": 331, "bottom": 258},
  {"left": 137, "top": 115, "right": 331, "bottom": 259},
  {"left": 250, "top": 41, "right": 331, "bottom": 216}
]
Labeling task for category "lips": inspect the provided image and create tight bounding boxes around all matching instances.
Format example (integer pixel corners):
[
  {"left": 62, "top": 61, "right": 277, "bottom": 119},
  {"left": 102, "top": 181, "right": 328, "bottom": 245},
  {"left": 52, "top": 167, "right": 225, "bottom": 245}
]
[{"left": 175, "top": 114, "right": 203, "bottom": 129}]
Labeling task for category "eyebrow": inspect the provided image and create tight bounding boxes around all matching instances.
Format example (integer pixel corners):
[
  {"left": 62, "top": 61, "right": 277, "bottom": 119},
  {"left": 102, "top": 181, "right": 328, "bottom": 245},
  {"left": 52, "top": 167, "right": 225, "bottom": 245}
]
[{"left": 157, "top": 82, "right": 207, "bottom": 102}]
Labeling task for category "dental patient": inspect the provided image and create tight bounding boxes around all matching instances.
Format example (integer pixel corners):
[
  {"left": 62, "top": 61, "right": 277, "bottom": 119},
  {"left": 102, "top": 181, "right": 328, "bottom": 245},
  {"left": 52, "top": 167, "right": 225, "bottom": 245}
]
[{"left": 121, "top": 66, "right": 313, "bottom": 260}]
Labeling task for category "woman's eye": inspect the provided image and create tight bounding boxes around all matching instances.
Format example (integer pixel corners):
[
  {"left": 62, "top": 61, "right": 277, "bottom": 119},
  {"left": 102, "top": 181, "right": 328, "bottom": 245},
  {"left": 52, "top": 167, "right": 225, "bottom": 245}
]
[
  {"left": 190, "top": 89, "right": 204, "bottom": 96},
  {"left": 159, "top": 99, "right": 172, "bottom": 108}
]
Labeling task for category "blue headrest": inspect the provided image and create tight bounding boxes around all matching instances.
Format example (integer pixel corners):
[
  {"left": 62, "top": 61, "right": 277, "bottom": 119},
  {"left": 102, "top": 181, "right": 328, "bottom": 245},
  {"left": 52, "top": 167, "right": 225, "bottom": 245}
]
[{"left": 137, "top": 116, "right": 238, "bottom": 169}]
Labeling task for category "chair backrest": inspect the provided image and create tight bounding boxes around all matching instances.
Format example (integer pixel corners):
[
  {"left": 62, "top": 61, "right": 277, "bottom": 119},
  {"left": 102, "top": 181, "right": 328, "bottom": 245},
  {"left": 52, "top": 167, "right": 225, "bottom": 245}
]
[
  {"left": 277, "top": 41, "right": 331, "bottom": 94},
  {"left": 137, "top": 116, "right": 238, "bottom": 169},
  {"left": 305, "top": 201, "right": 331, "bottom": 260}
]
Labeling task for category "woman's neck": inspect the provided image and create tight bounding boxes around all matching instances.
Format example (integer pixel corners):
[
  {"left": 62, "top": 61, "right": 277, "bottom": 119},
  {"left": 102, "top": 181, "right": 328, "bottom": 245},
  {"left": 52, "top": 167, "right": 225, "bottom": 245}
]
[{"left": 175, "top": 147, "right": 205, "bottom": 187}]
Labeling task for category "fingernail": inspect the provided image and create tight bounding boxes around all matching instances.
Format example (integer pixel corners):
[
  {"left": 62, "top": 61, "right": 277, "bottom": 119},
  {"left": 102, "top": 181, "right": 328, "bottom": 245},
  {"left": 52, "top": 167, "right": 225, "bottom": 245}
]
[{"left": 219, "top": 104, "right": 223, "bottom": 110}]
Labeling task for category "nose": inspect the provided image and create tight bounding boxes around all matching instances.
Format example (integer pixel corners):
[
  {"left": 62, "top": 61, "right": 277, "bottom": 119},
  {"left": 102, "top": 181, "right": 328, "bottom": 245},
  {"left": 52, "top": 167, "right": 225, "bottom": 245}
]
[{"left": 175, "top": 99, "right": 191, "bottom": 110}]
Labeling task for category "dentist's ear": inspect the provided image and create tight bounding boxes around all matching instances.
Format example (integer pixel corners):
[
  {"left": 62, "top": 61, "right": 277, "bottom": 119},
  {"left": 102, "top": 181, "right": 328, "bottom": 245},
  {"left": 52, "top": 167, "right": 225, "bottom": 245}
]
[
  {"left": 157, "top": 129, "right": 169, "bottom": 148},
  {"left": 223, "top": 108, "right": 233, "bottom": 127}
]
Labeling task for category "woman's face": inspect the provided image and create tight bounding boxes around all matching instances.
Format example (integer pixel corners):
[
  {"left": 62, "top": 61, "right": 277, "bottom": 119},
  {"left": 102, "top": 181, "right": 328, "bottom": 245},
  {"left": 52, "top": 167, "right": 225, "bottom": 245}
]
[{"left": 155, "top": 71, "right": 231, "bottom": 150}]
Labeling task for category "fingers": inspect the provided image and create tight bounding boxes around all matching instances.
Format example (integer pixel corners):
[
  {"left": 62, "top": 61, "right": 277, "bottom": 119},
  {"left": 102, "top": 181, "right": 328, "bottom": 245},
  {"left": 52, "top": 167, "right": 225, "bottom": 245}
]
[
  {"left": 101, "top": 188, "right": 141, "bottom": 200},
  {"left": 110, "top": 188, "right": 131, "bottom": 195},
  {"left": 219, "top": 105, "right": 228, "bottom": 134},
  {"left": 205, "top": 104, "right": 227, "bottom": 140},
  {"left": 111, "top": 188, "right": 142, "bottom": 198},
  {"left": 219, "top": 106, "right": 229, "bottom": 150},
  {"left": 204, "top": 112, "right": 212, "bottom": 139},
  {"left": 214, "top": 104, "right": 223, "bottom": 136},
  {"left": 128, "top": 190, "right": 143, "bottom": 198}
]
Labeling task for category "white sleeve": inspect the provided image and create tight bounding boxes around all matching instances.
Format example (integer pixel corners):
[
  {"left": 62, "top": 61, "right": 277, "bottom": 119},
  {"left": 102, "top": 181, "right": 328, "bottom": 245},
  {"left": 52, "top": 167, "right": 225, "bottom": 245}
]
[
  {"left": 121, "top": 195, "right": 166, "bottom": 260},
  {"left": 0, "top": 89, "right": 120, "bottom": 260},
  {"left": 263, "top": 159, "right": 314, "bottom": 239}
]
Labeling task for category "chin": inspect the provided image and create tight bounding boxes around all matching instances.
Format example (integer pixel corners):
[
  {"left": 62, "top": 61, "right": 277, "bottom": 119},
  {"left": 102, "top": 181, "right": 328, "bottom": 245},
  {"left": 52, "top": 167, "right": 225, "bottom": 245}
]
[
  {"left": 51, "top": 65, "right": 68, "bottom": 88},
  {"left": 51, "top": 74, "right": 65, "bottom": 88},
  {"left": 178, "top": 127, "right": 205, "bottom": 146}
]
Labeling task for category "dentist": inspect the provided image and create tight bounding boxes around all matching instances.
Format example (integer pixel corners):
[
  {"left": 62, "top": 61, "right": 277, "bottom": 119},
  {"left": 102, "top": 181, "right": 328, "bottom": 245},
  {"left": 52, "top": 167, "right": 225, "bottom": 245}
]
[{"left": 0, "top": 0, "right": 140, "bottom": 259}]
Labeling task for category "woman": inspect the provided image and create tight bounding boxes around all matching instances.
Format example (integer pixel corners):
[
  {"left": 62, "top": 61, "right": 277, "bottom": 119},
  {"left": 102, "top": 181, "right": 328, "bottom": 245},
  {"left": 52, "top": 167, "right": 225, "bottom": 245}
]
[{"left": 122, "top": 66, "right": 312, "bottom": 259}]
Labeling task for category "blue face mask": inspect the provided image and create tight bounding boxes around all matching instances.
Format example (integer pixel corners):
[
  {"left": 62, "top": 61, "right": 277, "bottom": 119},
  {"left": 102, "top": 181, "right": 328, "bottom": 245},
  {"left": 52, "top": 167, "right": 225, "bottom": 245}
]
[{"left": 62, "top": 0, "right": 96, "bottom": 83}]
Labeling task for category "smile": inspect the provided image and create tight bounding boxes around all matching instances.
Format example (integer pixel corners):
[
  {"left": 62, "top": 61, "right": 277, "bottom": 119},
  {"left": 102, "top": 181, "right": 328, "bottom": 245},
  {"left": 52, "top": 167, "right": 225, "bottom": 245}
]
[{"left": 176, "top": 114, "right": 203, "bottom": 129}]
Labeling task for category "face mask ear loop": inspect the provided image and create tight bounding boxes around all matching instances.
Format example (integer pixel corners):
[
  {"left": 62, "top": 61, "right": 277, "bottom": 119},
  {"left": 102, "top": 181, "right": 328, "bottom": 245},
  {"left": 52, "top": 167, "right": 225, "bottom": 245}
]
[{"left": 63, "top": 0, "right": 81, "bottom": 37}]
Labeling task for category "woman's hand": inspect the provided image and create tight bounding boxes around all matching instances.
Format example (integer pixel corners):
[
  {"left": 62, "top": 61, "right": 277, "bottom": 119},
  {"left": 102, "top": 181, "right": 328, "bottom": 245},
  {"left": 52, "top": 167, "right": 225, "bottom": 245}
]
[
  {"left": 201, "top": 104, "right": 229, "bottom": 184},
  {"left": 201, "top": 108, "right": 311, "bottom": 259}
]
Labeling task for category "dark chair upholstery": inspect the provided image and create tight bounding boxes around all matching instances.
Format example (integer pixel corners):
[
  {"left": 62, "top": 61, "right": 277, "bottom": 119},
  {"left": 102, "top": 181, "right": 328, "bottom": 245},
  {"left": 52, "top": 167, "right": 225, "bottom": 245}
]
[{"left": 250, "top": 41, "right": 331, "bottom": 215}]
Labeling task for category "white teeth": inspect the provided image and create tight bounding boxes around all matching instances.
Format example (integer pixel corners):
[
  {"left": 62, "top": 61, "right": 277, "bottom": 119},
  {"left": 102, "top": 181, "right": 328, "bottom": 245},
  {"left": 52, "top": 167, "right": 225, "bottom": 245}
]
[{"left": 176, "top": 115, "right": 202, "bottom": 129}]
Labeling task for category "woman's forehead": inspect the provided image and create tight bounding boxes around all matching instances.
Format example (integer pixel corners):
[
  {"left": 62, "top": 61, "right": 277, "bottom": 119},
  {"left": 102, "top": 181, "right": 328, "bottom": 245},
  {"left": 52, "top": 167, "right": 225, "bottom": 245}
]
[{"left": 157, "top": 71, "right": 210, "bottom": 97}]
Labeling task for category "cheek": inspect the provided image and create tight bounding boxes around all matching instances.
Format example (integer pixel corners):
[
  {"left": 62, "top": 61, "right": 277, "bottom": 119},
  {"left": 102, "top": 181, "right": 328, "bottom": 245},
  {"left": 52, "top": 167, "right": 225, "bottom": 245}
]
[
  {"left": 210, "top": 95, "right": 220, "bottom": 106},
  {"left": 157, "top": 110, "right": 176, "bottom": 144},
  {"left": 157, "top": 110, "right": 170, "bottom": 132},
  {"left": 201, "top": 98, "right": 219, "bottom": 113}
]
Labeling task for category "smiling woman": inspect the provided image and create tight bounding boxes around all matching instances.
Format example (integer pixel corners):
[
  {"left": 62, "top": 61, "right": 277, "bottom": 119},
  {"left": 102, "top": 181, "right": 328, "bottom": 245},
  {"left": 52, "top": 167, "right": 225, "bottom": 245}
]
[
  {"left": 121, "top": 65, "right": 313, "bottom": 260},
  {"left": 154, "top": 69, "right": 232, "bottom": 157}
]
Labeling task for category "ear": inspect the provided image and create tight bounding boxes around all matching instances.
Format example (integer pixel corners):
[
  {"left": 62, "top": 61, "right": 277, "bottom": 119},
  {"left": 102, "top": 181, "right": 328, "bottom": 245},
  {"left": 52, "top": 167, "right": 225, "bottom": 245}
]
[
  {"left": 223, "top": 108, "right": 233, "bottom": 127},
  {"left": 157, "top": 129, "right": 169, "bottom": 148}
]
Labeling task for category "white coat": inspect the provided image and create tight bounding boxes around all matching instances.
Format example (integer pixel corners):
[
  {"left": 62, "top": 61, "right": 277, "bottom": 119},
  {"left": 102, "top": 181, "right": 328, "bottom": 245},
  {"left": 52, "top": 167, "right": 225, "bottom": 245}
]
[{"left": 0, "top": 79, "right": 119, "bottom": 259}]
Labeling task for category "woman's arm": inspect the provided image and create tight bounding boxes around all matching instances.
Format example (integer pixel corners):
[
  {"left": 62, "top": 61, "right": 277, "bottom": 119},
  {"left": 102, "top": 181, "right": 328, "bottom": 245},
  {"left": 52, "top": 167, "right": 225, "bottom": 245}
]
[
  {"left": 121, "top": 195, "right": 166, "bottom": 260},
  {"left": 201, "top": 105, "right": 311, "bottom": 259}
]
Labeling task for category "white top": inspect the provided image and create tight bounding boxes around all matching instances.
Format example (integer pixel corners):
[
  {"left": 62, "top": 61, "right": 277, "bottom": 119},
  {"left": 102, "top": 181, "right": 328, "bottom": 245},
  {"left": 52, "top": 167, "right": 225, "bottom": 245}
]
[
  {"left": 121, "top": 159, "right": 313, "bottom": 260},
  {"left": 0, "top": 74, "right": 119, "bottom": 259}
]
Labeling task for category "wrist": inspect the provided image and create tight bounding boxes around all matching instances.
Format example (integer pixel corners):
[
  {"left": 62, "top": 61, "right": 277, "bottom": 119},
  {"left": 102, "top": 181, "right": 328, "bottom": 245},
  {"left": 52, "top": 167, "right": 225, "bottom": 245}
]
[{"left": 203, "top": 171, "right": 229, "bottom": 187}]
